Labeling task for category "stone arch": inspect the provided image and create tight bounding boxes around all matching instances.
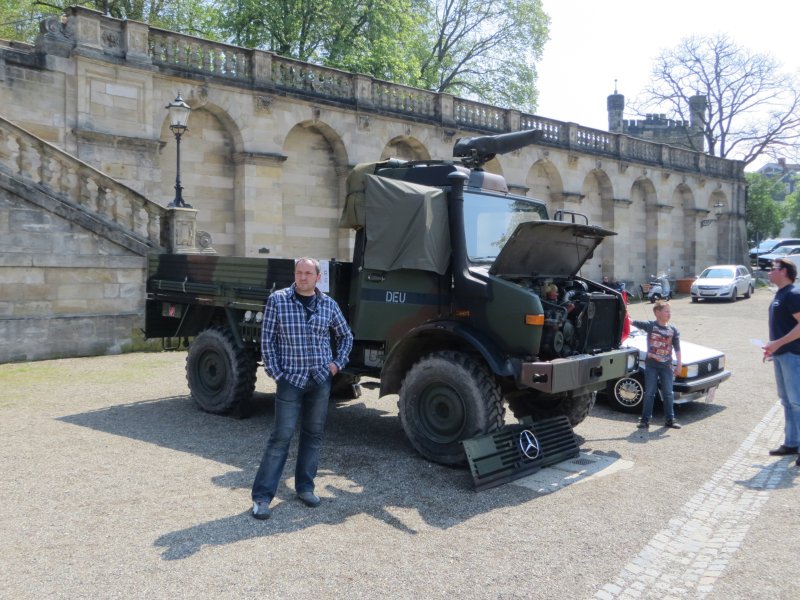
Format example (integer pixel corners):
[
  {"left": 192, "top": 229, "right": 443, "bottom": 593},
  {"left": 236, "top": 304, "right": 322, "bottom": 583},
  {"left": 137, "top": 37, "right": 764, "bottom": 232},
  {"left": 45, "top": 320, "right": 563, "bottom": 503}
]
[
  {"left": 280, "top": 120, "right": 350, "bottom": 260},
  {"left": 159, "top": 107, "right": 237, "bottom": 256},
  {"left": 581, "top": 169, "right": 615, "bottom": 281},
  {"left": 381, "top": 136, "right": 430, "bottom": 161},
  {"left": 671, "top": 183, "right": 696, "bottom": 276},
  {"left": 525, "top": 159, "right": 563, "bottom": 213},
  {"left": 630, "top": 177, "right": 659, "bottom": 283}
]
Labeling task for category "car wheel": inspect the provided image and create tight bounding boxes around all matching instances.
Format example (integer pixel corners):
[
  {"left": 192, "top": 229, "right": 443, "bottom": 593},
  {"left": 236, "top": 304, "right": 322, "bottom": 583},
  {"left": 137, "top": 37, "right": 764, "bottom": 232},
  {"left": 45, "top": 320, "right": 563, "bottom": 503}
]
[
  {"left": 691, "top": 297, "right": 699, "bottom": 303},
  {"left": 729, "top": 288, "right": 737, "bottom": 302},
  {"left": 606, "top": 375, "right": 645, "bottom": 413},
  {"left": 744, "top": 284, "right": 753, "bottom": 299}
]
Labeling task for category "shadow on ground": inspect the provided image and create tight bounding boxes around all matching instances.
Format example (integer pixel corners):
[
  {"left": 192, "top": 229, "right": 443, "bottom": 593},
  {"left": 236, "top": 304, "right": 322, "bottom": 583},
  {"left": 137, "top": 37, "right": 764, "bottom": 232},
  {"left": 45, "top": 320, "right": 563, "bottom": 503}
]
[{"left": 59, "top": 392, "right": 542, "bottom": 559}]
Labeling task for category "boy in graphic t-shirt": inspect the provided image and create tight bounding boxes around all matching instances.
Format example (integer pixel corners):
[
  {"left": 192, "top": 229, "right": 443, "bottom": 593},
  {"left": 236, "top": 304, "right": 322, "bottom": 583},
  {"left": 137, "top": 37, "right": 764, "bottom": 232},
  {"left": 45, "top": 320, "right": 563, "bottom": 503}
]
[{"left": 632, "top": 300, "right": 682, "bottom": 430}]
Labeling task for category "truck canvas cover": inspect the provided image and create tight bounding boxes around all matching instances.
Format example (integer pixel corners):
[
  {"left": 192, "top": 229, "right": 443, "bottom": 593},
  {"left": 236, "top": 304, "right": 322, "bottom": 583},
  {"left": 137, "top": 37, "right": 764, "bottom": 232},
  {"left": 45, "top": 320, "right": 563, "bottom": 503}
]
[
  {"left": 489, "top": 220, "right": 616, "bottom": 278},
  {"left": 342, "top": 170, "right": 451, "bottom": 275}
]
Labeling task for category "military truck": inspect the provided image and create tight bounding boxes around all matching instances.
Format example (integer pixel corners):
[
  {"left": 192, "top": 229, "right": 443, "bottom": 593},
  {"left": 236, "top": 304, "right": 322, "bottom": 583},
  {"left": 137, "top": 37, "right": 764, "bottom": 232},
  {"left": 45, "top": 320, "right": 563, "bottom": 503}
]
[{"left": 144, "top": 129, "right": 637, "bottom": 465}]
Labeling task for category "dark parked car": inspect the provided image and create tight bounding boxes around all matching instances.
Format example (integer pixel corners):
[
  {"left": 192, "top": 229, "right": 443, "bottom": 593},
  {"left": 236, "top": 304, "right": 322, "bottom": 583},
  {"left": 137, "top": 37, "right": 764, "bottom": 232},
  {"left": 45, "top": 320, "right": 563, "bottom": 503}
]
[
  {"left": 749, "top": 238, "right": 800, "bottom": 260},
  {"left": 604, "top": 326, "right": 732, "bottom": 413}
]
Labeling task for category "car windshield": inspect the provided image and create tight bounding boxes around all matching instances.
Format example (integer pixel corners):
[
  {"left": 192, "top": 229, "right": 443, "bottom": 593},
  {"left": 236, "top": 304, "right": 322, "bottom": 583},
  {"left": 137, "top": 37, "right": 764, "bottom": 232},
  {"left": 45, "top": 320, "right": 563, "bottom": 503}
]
[
  {"left": 463, "top": 192, "right": 548, "bottom": 261},
  {"left": 699, "top": 267, "right": 734, "bottom": 279}
]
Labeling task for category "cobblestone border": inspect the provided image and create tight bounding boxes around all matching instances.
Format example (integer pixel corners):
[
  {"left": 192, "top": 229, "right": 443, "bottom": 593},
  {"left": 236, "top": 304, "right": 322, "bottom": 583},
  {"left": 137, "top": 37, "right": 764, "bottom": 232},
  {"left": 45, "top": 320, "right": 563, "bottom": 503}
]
[{"left": 595, "top": 402, "right": 794, "bottom": 599}]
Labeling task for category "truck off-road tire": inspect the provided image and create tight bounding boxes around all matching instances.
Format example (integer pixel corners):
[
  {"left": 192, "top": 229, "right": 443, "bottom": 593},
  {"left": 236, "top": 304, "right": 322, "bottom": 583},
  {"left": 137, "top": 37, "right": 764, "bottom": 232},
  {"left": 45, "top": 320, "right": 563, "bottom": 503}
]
[
  {"left": 508, "top": 391, "right": 596, "bottom": 427},
  {"left": 606, "top": 375, "right": 645, "bottom": 413},
  {"left": 186, "top": 327, "right": 257, "bottom": 414},
  {"left": 398, "top": 351, "right": 505, "bottom": 465},
  {"left": 330, "top": 373, "right": 362, "bottom": 401}
]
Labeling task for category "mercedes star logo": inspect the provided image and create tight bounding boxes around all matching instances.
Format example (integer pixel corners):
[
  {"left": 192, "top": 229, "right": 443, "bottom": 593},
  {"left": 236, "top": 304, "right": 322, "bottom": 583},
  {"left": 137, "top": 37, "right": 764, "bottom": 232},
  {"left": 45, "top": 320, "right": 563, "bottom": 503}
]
[{"left": 519, "top": 429, "right": 541, "bottom": 460}]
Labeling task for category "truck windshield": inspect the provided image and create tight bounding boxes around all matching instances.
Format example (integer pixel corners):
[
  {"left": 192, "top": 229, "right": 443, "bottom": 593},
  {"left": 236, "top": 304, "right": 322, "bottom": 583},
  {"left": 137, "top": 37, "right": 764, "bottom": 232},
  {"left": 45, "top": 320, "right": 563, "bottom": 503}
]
[{"left": 463, "top": 192, "right": 548, "bottom": 262}]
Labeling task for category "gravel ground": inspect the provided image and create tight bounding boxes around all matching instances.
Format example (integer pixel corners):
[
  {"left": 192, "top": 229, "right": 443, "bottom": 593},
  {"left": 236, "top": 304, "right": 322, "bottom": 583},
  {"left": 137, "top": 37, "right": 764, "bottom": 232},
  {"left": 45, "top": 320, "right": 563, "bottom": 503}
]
[{"left": 1, "top": 288, "right": 798, "bottom": 599}]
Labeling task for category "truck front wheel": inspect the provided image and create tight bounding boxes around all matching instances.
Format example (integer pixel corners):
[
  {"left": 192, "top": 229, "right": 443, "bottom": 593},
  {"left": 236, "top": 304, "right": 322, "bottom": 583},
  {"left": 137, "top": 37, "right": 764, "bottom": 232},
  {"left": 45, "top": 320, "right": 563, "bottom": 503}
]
[
  {"left": 398, "top": 351, "right": 505, "bottom": 465},
  {"left": 186, "top": 327, "right": 257, "bottom": 414}
]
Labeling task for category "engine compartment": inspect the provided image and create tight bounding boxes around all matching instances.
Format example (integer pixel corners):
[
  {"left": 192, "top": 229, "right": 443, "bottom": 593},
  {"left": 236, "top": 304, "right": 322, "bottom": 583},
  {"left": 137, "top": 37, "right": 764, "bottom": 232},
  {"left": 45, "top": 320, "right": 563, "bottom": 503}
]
[{"left": 504, "top": 275, "right": 622, "bottom": 360}]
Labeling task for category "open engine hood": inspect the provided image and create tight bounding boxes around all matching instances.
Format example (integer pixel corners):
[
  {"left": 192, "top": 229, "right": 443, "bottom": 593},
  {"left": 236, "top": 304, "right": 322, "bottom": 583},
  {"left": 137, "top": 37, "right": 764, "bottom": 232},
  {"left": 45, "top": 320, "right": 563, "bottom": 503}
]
[{"left": 489, "top": 221, "right": 617, "bottom": 277}]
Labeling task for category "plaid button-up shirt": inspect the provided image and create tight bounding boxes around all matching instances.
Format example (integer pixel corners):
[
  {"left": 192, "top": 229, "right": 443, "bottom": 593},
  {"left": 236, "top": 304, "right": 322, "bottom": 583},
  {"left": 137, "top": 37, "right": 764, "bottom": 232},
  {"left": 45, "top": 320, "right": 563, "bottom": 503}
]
[{"left": 261, "top": 284, "right": 353, "bottom": 388}]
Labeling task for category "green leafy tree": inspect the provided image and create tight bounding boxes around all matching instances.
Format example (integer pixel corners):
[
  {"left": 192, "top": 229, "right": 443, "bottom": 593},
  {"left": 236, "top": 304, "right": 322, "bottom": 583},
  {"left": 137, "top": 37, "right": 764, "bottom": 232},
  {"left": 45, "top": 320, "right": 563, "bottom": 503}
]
[
  {"left": 218, "top": 0, "right": 427, "bottom": 83},
  {"left": 414, "top": 0, "right": 549, "bottom": 110},
  {"left": 0, "top": 1, "right": 223, "bottom": 43},
  {"left": 217, "top": 0, "right": 549, "bottom": 110},
  {"left": 639, "top": 34, "right": 800, "bottom": 165},
  {"left": 746, "top": 172, "right": 787, "bottom": 244}
]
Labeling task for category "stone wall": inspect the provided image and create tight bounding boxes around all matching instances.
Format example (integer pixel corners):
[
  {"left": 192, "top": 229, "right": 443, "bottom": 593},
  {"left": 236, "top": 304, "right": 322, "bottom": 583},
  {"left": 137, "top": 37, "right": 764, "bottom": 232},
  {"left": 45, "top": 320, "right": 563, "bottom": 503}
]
[
  {"left": 0, "top": 176, "right": 147, "bottom": 362},
  {"left": 0, "top": 7, "right": 750, "bottom": 362}
]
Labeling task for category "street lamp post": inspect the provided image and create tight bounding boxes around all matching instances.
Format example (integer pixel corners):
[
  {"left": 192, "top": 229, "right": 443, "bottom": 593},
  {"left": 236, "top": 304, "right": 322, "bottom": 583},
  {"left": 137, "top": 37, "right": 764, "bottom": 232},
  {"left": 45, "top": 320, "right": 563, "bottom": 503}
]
[{"left": 166, "top": 93, "right": 192, "bottom": 208}]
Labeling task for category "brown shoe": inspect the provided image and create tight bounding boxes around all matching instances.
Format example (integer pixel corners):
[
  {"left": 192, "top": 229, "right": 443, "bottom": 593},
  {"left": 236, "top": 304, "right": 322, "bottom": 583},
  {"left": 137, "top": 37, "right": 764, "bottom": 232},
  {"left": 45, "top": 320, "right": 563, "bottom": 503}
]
[{"left": 769, "top": 445, "right": 799, "bottom": 456}]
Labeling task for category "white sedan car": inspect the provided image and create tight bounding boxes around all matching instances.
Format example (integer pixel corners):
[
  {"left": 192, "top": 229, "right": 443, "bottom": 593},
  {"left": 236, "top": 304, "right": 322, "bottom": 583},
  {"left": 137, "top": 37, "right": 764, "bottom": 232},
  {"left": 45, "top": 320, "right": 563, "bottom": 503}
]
[
  {"left": 604, "top": 326, "right": 732, "bottom": 413},
  {"left": 690, "top": 264, "right": 754, "bottom": 302}
]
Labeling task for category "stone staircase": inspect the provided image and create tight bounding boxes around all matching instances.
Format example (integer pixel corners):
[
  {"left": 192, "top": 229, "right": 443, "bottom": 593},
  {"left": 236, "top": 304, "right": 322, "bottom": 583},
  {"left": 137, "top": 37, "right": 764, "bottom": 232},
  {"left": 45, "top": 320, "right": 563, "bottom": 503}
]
[
  {"left": 0, "top": 114, "right": 174, "bottom": 362},
  {"left": 0, "top": 114, "right": 166, "bottom": 255}
]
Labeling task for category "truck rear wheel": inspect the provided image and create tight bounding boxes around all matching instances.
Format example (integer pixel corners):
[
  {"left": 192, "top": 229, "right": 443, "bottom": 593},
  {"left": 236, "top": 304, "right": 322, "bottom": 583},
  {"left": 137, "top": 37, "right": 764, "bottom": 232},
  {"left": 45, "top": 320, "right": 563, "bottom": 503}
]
[
  {"left": 186, "top": 327, "right": 257, "bottom": 414},
  {"left": 508, "top": 391, "right": 596, "bottom": 427},
  {"left": 398, "top": 351, "right": 504, "bottom": 465}
]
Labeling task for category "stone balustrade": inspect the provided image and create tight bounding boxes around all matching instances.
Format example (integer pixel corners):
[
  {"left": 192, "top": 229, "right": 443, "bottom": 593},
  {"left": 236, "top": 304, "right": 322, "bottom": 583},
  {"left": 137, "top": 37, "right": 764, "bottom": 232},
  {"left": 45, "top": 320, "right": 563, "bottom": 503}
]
[
  {"left": 0, "top": 115, "right": 164, "bottom": 251},
  {"left": 47, "top": 6, "right": 742, "bottom": 183}
]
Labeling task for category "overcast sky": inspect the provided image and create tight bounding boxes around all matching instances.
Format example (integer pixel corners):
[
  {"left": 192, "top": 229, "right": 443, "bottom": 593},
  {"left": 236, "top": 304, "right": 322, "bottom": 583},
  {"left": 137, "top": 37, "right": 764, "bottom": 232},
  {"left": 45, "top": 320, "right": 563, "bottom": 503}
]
[{"left": 535, "top": 0, "right": 799, "bottom": 167}]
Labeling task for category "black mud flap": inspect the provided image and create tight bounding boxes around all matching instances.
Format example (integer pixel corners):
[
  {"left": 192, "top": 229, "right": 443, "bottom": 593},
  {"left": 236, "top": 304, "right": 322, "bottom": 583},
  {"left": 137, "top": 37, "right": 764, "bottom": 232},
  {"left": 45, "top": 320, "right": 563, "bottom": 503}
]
[{"left": 461, "top": 416, "right": 579, "bottom": 491}]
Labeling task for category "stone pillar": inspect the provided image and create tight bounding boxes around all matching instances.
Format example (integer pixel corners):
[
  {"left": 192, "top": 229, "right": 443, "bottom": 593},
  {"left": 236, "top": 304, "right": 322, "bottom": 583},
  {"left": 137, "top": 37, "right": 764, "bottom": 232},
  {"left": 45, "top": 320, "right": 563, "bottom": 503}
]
[
  {"left": 123, "top": 20, "right": 151, "bottom": 65},
  {"left": 437, "top": 93, "right": 455, "bottom": 127},
  {"left": 162, "top": 207, "right": 202, "bottom": 254},
  {"left": 354, "top": 75, "right": 374, "bottom": 109},
  {"left": 252, "top": 50, "right": 273, "bottom": 85}
]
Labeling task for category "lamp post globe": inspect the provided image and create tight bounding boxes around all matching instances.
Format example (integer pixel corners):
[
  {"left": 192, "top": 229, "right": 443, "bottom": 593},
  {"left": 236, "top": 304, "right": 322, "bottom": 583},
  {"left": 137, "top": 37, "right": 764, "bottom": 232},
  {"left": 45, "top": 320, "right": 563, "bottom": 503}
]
[{"left": 166, "top": 93, "right": 192, "bottom": 208}]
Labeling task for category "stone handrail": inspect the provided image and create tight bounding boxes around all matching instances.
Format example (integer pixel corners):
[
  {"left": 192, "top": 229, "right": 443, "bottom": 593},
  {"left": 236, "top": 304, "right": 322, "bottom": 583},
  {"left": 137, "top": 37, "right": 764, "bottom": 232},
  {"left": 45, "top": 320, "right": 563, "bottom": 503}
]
[
  {"left": 0, "top": 115, "right": 164, "bottom": 250},
  {"left": 43, "top": 6, "right": 744, "bottom": 181},
  {"left": 149, "top": 28, "right": 251, "bottom": 80}
]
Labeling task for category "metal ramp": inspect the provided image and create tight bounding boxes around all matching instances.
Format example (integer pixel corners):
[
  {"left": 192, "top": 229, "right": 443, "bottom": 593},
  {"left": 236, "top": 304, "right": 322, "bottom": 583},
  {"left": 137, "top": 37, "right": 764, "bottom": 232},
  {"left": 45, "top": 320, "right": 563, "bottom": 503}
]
[{"left": 462, "top": 416, "right": 579, "bottom": 491}]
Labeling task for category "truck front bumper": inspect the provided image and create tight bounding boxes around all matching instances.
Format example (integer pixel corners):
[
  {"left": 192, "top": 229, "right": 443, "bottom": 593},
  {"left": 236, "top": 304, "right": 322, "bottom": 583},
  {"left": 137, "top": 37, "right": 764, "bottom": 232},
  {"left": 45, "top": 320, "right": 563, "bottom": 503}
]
[{"left": 517, "top": 348, "right": 639, "bottom": 394}]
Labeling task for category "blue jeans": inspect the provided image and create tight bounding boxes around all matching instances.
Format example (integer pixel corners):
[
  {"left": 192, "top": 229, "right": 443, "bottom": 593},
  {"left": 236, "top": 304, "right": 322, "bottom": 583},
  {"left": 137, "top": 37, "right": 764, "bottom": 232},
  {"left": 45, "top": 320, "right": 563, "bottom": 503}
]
[
  {"left": 773, "top": 352, "right": 800, "bottom": 448},
  {"left": 641, "top": 362, "right": 675, "bottom": 422},
  {"left": 252, "top": 375, "right": 331, "bottom": 502}
]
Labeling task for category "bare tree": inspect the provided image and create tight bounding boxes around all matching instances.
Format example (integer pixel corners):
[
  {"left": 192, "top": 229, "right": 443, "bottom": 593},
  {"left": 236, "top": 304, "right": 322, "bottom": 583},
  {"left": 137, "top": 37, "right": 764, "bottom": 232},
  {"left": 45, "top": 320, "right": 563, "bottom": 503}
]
[{"left": 638, "top": 34, "right": 800, "bottom": 165}]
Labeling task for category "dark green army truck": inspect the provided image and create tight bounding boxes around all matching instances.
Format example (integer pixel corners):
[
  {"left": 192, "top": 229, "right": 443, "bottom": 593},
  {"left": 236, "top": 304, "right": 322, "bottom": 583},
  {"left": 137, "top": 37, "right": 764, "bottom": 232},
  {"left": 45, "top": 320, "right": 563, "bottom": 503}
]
[{"left": 144, "top": 129, "right": 637, "bottom": 465}]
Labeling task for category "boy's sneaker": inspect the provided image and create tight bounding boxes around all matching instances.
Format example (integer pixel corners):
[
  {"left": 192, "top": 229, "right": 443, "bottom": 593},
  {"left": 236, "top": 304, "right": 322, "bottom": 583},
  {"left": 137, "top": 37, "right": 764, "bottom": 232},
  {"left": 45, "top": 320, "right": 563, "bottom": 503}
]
[
  {"left": 252, "top": 500, "right": 272, "bottom": 520},
  {"left": 665, "top": 420, "right": 682, "bottom": 429},
  {"left": 636, "top": 418, "right": 649, "bottom": 429}
]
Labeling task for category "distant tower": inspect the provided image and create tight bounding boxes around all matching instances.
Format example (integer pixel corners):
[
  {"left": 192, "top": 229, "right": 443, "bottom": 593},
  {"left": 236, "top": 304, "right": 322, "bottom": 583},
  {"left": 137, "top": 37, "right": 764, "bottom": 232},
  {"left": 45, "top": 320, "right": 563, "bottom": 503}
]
[
  {"left": 607, "top": 80, "right": 625, "bottom": 133},
  {"left": 688, "top": 94, "right": 708, "bottom": 152}
]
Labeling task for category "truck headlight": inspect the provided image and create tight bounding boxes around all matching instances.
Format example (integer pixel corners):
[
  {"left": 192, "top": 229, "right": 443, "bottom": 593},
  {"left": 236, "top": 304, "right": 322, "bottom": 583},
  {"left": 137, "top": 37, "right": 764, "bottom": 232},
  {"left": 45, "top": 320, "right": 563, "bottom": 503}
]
[
  {"left": 678, "top": 364, "right": 699, "bottom": 378},
  {"left": 627, "top": 352, "right": 638, "bottom": 371},
  {"left": 244, "top": 310, "right": 253, "bottom": 322},
  {"left": 255, "top": 311, "right": 264, "bottom": 323},
  {"left": 718, "top": 356, "right": 725, "bottom": 369}
]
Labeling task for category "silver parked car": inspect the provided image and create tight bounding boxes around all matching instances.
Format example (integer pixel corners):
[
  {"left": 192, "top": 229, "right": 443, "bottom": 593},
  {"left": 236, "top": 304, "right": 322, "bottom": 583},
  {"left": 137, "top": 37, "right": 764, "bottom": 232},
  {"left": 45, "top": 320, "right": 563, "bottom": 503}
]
[
  {"left": 756, "top": 245, "right": 800, "bottom": 270},
  {"left": 604, "top": 326, "right": 732, "bottom": 413},
  {"left": 690, "top": 264, "right": 754, "bottom": 302}
]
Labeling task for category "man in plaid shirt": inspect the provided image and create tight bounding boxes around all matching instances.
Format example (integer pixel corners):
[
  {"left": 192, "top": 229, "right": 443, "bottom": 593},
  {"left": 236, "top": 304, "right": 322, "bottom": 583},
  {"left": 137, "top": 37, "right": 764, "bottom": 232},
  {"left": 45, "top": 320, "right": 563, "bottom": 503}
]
[{"left": 251, "top": 257, "right": 353, "bottom": 520}]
